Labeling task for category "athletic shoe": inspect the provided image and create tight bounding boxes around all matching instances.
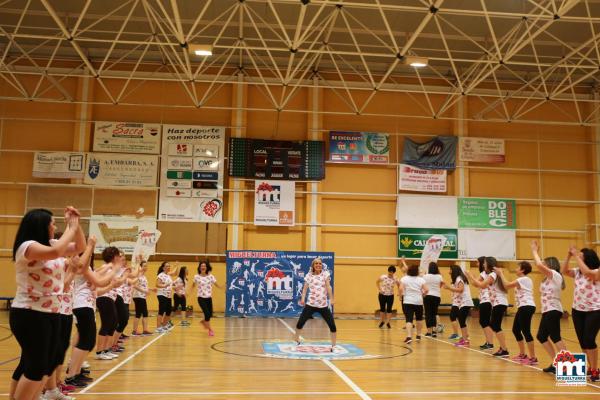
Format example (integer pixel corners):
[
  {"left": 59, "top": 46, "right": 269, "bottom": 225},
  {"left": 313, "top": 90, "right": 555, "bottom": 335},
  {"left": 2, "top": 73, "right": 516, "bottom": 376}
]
[
  {"left": 42, "top": 388, "right": 75, "bottom": 400},
  {"left": 75, "top": 373, "right": 93, "bottom": 382},
  {"left": 81, "top": 361, "right": 90, "bottom": 369},
  {"left": 79, "top": 368, "right": 91, "bottom": 376},
  {"left": 64, "top": 377, "right": 87, "bottom": 388},
  {"left": 479, "top": 343, "right": 493, "bottom": 350},
  {"left": 378, "top": 322, "right": 384, "bottom": 328},
  {"left": 386, "top": 323, "right": 391, "bottom": 329},
  {"left": 403, "top": 337, "right": 412, "bottom": 344},
  {"left": 111, "top": 346, "right": 125, "bottom": 353},
  {"left": 591, "top": 368, "right": 599, "bottom": 382},
  {"left": 156, "top": 327, "right": 165, "bottom": 333},
  {"left": 95, "top": 352, "right": 112, "bottom": 360},
  {"left": 431, "top": 333, "right": 437, "bottom": 338},
  {"left": 424, "top": 332, "right": 432, "bottom": 337},
  {"left": 492, "top": 349, "right": 509, "bottom": 357},
  {"left": 455, "top": 338, "right": 470, "bottom": 347},
  {"left": 131, "top": 331, "right": 142, "bottom": 337},
  {"left": 142, "top": 330, "right": 154, "bottom": 336},
  {"left": 58, "top": 383, "right": 76, "bottom": 394},
  {"left": 415, "top": 335, "right": 421, "bottom": 341},
  {"left": 543, "top": 365, "right": 556, "bottom": 374},
  {"left": 511, "top": 354, "right": 527, "bottom": 361},
  {"left": 167, "top": 321, "right": 174, "bottom": 328},
  {"left": 522, "top": 357, "right": 538, "bottom": 365},
  {"left": 106, "top": 351, "right": 119, "bottom": 359},
  {"left": 448, "top": 334, "right": 460, "bottom": 340},
  {"left": 208, "top": 330, "right": 215, "bottom": 337}
]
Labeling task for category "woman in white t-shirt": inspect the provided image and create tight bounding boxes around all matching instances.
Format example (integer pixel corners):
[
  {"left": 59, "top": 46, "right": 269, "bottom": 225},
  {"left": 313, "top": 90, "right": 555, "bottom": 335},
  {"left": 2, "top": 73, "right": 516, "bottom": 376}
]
[
  {"left": 564, "top": 246, "right": 600, "bottom": 382},
  {"left": 132, "top": 261, "right": 156, "bottom": 336},
  {"left": 156, "top": 262, "right": 178, "bottom": 333},
  {"left": 294, "top": 258, "right": 337, "bottom": 350},
  {"left": 423, "top": 262, "right": 444, "bottom": 338},
  {"left": 495, "top": 261, "right": 537, "bottom": 365},
  {"left": 192, "top": 260, "right": 222, "bottom": 336},
  {"left": 400, "top": 264, "right": 428, "bottom": 344},
  {"left": 376, "top": 265, "right": 399, "bottom": 329},
  {"left": 471, "top": 257, "right": 494, "bottom": 350},
  {"left": 531, "top": 241, "right": 568, "bottom": 375},
  {"left": 443, "top": 265, "right": 474, "bottom": 347},
  {"left": 9, "top": 207, "right": 86, "bottom": 400},
  {"left": 173, "top": 267, "right": 189, "bottom": 326}
]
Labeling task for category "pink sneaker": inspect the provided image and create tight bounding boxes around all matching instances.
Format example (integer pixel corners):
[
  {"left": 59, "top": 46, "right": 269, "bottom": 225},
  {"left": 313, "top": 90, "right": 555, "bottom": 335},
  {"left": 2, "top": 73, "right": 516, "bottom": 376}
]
[
  {"left": 454, "top": 338, "right": 469, "bottom": 347},
  {"left": 522, "top": 357, "right": 538, "bottom": 365},
  {"left": 208, "top": 330, "right": 214, "bottom": 337},
  {"left": 511, "top": 354, "right": 527, "bottom": 361}
]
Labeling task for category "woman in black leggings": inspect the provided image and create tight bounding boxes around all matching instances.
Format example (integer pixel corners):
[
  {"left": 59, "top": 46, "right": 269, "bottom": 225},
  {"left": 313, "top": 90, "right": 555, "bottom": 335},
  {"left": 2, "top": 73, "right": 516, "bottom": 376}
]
[
  {"left": 423, "top": 262, "right": 444, "bottom": 337},
  {"left": 294, "top": 258, "right": 337, "bottom": 350},
  {"left": 192, "top": 260, "right": 222, "bottom": 336},
  {"left": 376, "top": 266, "right": 399, "bottom": 329}
]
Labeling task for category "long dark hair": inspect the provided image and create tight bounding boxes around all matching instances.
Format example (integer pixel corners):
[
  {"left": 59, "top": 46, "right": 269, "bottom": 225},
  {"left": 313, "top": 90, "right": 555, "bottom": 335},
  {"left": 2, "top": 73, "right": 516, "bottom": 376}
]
[
  {"left": 197, "top": 260, "right": 212, "bottom": 274},
  {"left": 178, "top": 266, "right": 187, "bottom": 283},
  {"left": 544, "top": 256, "right": 566, "bottom": 290},
  {"left": 477, "top": 256, "right": 486, "bottom": 273},
  {"left": 581, "top": 248, "right": 600, "bottom": 270},
  {"left": 450, "top": 265, "right": 468, "bottom": 285},
  {"left": 158, "top": 261, "right": 169, "bottom": 275},
  {"left": 13, "top": 208, "right": 53, "bottom": 260},
  {"left": 486, "top": 256, "right": 506, "bottom": 292},
  {"left": 428, "top": 262, "right": 440, "bottom": 275}
]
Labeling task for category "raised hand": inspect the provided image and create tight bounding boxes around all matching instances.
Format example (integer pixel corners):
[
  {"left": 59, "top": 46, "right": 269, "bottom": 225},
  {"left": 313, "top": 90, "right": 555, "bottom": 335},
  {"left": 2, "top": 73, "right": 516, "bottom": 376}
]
[{"left": 530, "top": 240, "right": 539, "bottom": 252}]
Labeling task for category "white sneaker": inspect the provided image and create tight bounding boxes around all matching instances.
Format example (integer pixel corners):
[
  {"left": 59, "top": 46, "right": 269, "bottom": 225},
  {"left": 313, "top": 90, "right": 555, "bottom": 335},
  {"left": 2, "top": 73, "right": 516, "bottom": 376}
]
[
  {"left": 107, "top": 351, "right": 119, "bottom": 359},
  {"left": 156, "top": 327, "right": 164, "bottom": 333},
  {"left": 95, "top": 352, "right": 112, "bottom": 360},
  {"left": 42, "top": 388, "right": 75, "bottom": 400}
]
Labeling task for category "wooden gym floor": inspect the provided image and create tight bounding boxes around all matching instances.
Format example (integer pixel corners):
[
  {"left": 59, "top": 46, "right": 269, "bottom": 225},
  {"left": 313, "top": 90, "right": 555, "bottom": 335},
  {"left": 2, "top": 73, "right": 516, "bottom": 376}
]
[{"left": 0, "top": 312, "right": 598, "bottom": 399}]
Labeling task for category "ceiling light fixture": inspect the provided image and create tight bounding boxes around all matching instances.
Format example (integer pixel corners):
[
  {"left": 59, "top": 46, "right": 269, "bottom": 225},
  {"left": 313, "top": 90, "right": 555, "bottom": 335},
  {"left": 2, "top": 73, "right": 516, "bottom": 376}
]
[
  {"left": 190, "top": 44, "right": 213, "bottom": 56},
  {"left": 404, "top": 56, "right": 428, "bottom": 68}
]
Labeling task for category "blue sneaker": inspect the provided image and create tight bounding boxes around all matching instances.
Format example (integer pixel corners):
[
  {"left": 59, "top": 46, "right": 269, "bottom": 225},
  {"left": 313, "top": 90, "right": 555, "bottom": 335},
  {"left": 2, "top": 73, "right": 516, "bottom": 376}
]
[{"left": 448, "top": 334, "right": 460, "bottom": 340}]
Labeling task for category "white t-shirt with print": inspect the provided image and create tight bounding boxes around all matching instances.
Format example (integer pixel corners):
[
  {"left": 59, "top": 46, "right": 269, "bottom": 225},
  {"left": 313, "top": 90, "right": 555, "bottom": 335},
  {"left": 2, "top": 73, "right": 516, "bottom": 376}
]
[
  {"left": 173, "top": 277, "right": 186, "bottom": 297},
  {"left": 98, "top": 265, "right": 118, "bottom": 301},
  {"left": 451, "top": 277, "right": 474, "bottom": 308},
  {"left": 540, "top": 270, "right": 563, "bottom": 313},
  {"left": 400, "top": 275, "right": 426, "bottom": 306},
  {"left": 572, "top": 269, "right": 600, "bottom": 312},
  {"left": 515, "top": 276, "right": 535, "bottom": 308},
  {"left": 378, "top": 274, "right": 398, "bottom": 296},
  {"left": 157, "top": 272, "right": 173, "bottom": 297},
  {"left": 73, "top": 270, "right": 96, "bottom": 310},
  {"left": 121, "top": 282, "right": 133, "bottom": 304},
  {"left": 194, "top": 274, "right": 217, "bottom": 298},
  {"left": 12, "top": 240, "right": 66, "bottom": 313},
  {"left": 59, "top": 280, "right": 74, "bottom": 315},
  {"left": 489, "top": 271, "right": 508, "bottom": 306},
  {"left": 423, "top": 274, "right": 443, "bottom": 298},
  {"left": 305, "top": 271, "right": 331, "bottom": 308},
  {"left": 478, "top": 271, "right": 492, "bottom": 303},
  {"left": 132, "top": 276, "right": 148, "bottom": 299}
]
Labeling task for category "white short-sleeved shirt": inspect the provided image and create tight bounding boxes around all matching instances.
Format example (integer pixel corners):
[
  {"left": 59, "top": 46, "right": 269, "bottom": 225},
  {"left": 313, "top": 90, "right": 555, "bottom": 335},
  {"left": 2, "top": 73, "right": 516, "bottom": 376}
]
[
  {"left": 572, "top": 269, "right": 600, "bottom": 312},
  {"left": 451, "top": 277, "right": 474, "bottom": 308},
  {"left": 423, "top": 274, "right": 443, "bottom": 298},
  {"left": 489, "top": 272, "right": 508, "bottom": 306},
  {"left": 12, "top": 240, "right": 66, "bottom": 313},
  {"left": 157, "top": 272, "right": 173, "bottom": 297},
  {"left": 132, "top": 276, "right": 148, "bottom": 299},
  {"left": 59, "top": 280, "right": 74, "bottom": 315},
  {"left": 305, "top": 271, "right": 331, "bottom": 308},
  {"left": 400, "top": 275, "right": 426, "bottom": 305},
  {"left": 479, "top": 271, "right": 492, "bottom": 303},
  {"left": 515, "top": 276, "right": 536, "bottom": 308},
  {"left": 540, "top": 270, "right": 563, "bottom": 313},
  {"left": 194, "top": 274, "right": 217, "bottom": 298},
  {"left": 98, "top": 265, "right": 118, "bottom": 301},
  {"left": 378, "top": 274, "right": 399, "bottom": 296},
  {"left": 121, "top": 282, "right": 133, "bottom": 304},
  {"left": 173, "top": 277, "right": 186, "bottom": 297},
  {"left": 73, "top": 272, "right": 96, "bottom": 310}
]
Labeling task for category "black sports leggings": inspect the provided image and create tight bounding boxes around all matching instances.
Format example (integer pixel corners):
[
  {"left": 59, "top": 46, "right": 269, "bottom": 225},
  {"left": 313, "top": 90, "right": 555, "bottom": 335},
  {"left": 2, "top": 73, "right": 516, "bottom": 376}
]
[
  {"left": 296, "top": 305, "right": 337, "bottom": 332},
  {"left": 157, "top": 295, "right": 172, "bottom": 316},
  {"left": 173, "top": 295, "right": 187, "bottom": 312},
  {"left": 490, "top": 304, "right": 507, "bottom": 333},
  {"left": 479, "top": 302, "right": 492, "bottom": 329},
  {"left": 403, "top": 303, "right": 423, "bottom": 324},
  {"left": 96, "top": 297, "right": 118, "bottom": 336},
  {"left": 537, "top": 310, "right": 563, "bottom": 344},
  {"left": 378, "top": 294, "right": 394, "bottom": 313},
  {"left": 133, "top": 298, "right": 148, "bottom": 318},
  {"left": 57, "top": 314, "right": 73, "bottom": 365},
  {"left": 115, "top": 296, "right": 129, "bottom": 333},
  {"left": 512, "top": 305, "right": 535, "bottom": 342},
  {"left": 423, "top": 295, "right": 440, "bottom": 328},
  {"left": 572, "top": 309, "right": 600, "bottom": 350},
  {"left": 73, "top": 307, "right": 96, "bottom": 351},
  {"left": 449, "top": 306, "right": 469, "bottom": 328},
  {"left": 198, "top": 297, "right": 213, "bottom": 321}
]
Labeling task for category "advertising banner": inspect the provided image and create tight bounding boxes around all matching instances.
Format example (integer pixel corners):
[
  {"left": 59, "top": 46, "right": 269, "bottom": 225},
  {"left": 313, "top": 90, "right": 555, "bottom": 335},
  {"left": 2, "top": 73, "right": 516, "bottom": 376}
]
[
  {"left": 132, "top": 229, "right": 162, "bottom": 263},
  {"left": 93, "top": 121, "right": 161, "bottom": 154},
  {"left": 458, "top": 229, "right": 516, "bottom": 260},
  {"left": 459, "top": 137, "right": 505, "bottom": 163},
  {"left": 396, "top": 195, "right": 458, "bottom": 229},
  {"left": 458, "top": 198, "right": 516, "bottom": 229},
  {"left": 88, "top": 215, "right": 157, "bottom": 254},
  {"left": 399, "top": 163, "right": 447, "bottom": 192},
  {"left": 159, "top": 125, "right": 225, "bottom": 221},
  {"left": 402, "top": 136, "right": 457, "bottom": 170},
  {"left": 254, "top": 180, "right": 295, "bottom": 226},
  {"left": 84, "top": 153, "right": 158, "bottom": 186},
  {"left": 328, "top": 131, "right": 389, "bottom": 164},
  {"left": 397, "top": 228, "right": 458, "bottom": 259},
  {"left": 419, "top": 235, "right": 448, "bottom": 274},
  {"left": 32, "top": 152, "right": 86, "bottom": 179},
  {"left": 225, "top": 250, "right": 334, "bottom": 317}
]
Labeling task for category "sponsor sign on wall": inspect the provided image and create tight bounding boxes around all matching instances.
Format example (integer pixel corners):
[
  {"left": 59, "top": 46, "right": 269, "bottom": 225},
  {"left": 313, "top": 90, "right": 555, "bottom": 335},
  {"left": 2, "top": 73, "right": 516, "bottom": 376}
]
[
  {"left": 93, "top": 121, "right": 161, "bottom": 154},
  {"left": 159, "top": 125, "right": 225, "bottom": 221},
  {"left": 33, "top": 152, "right": 86, "bottom": 179},
  {"left": 402, "top": 136, "right": 457, "bottom": 170},
  {"left": 84, "top": 153, "right": 158, "bottom": 186},
  {"left": 226, "top": 250, "right": 334, "bottom": 317},
  {"left": 399, "top": 164, "right": 447, "bottom": 192},
  {"left": 397, "top": 228, "right": 458, "bottom": 259},
  {"left": 328, "top": 131, "right": 389, "bottom": 164},
  {"left": 254, "top": 180, "right": 295, "bottom": 226},
  {"left": 89, "top": 215, "right": 157, "bottom": 254},
  {"left": 459, "top": 137, "right": 505, "bottom": 163},
  {"left": 458, "top": 198, "right": 516, "bottom": 229}
]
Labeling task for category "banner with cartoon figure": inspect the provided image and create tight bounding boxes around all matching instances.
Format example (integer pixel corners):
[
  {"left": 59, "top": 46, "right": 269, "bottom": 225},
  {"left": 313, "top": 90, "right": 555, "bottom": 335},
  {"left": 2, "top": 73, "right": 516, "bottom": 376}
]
[{"left": 225, "top": 250, "right": 334, "bottom": 317}]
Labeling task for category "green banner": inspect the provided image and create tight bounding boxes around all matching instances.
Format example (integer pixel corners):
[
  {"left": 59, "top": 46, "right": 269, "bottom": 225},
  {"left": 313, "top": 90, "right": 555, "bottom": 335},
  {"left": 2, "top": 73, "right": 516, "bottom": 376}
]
[
  {"left": 458, "top": 198, "right": 516, "bottom": 229},
  {"left": 166, "top": 170, "right": 192, "bottom": 180},
  {"left": 397, "top": 228, "right": 458, "bottom": 259}
]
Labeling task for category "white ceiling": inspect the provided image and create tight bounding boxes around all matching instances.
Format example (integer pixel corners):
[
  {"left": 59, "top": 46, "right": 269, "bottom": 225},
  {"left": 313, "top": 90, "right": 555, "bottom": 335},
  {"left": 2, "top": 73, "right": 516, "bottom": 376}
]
[{"left": 2, "top": 0, "right": 600, "bottom": 125}]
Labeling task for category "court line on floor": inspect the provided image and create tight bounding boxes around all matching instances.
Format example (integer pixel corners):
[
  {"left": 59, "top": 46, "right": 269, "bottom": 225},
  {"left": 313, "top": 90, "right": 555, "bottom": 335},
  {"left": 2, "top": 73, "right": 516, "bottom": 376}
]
[
  {"left": 79, "top": 331, "right": 167, "bottom": 393},
  {"left": 277, "top": 318, "right": 371, "bottom": 400},
  {"left": 45, "top": 391, "right": 600, "bottom": 396},
  {"left": 426, "top": 335, "right": 600, "bottom": 390}
]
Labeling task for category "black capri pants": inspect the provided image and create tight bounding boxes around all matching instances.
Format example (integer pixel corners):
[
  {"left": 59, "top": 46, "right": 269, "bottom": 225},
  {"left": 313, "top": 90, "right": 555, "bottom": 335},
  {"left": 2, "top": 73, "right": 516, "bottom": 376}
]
[
  {"left": 173, "top": 295, "right": 187, "bottom": 312},
  {"left": 423, "top": 295, "right": 440, "bottom": 328},
  {"left": 10, "top": 308, "right": 60, "bottom": 381},
  {"left": 157, "top": 295, "right": 172, "bottom": 316},
  {"left": 378, "top": 294, "right": 394, "bottom": 313},
  {"left": 115, "top": 296, "right": 129, "bottom": 333},
  {"left": 96, "top": 297, "right": 118, "bottom": 336},
  {"left": 73, "top": 307, "right": 96, "bottom": 351},
  {"left": 457, "top": 306, "right": 471, "bottom": 328},
  {"left": 133, "top": 298, "right": 148, "bottom": 318},
  {"left": 56, "top": 314, "right": 73, "bottom": 365},
  {"left": 403, "top": 303, "right": 424, "bottom": 324},
  {"left": 296, "top": 305, "right": 337, "bottom": 332},
  {"left": 450, "top": 305, "right": 459, "bottom": 322},
  {"left": 512, "top": 305, "right": 535, "bottom": 342},
  {"left": 479, "top": 302, "right": 492, "bottom": 329},
  {"left": 537, "top": 310, "right": 563, "bottom": 344},
  {"left": 572, "top": 309, "right": 600, "bottom": 350},
  {"left": 198, "top": 297, "right": 213, "bottom": 321},
  {"left": 490, "top": 304, "right": 507, "bottom": 333}
]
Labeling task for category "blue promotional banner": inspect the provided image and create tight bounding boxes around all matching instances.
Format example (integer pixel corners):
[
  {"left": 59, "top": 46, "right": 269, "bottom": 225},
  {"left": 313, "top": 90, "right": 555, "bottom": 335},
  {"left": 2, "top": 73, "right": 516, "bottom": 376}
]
[
  {"left": 329, "top": 131, "right": 389, "bottom": 164},
  {"left": 402, "top": 136, "right": 457, "bottom": 170},
  {"left": 225, "top": 250, "right": 334, "bottom": 317}
]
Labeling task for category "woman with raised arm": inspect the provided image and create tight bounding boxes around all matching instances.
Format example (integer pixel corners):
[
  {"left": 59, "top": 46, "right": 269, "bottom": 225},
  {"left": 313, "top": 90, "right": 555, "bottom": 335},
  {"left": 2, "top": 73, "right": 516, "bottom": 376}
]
[
  {"left": 495, "top": 262, "right": 537, "bottom": 365},
  {"left": 399, "top": 264, "right": 428, "bottom": 344},
  {"left": 156, "top": 261, "right": 179, "bottom": 333},
  {"left": 563, "top": 246, "right": 600, "bottom": 382},
  {"left": 530, "top": 240, "right": 567, "bottom": 374},
  {"left": 376, "top": 265, "right": 400, "bottom": 329},
  {"left": 131, "top": 261, "right": 156, "bottom": 336},
  {"left": 9, "top": 207, "right": 85, "bottom": 400},
  {"left": 442, "top": 265, "right": 473, "bottom": 347}
]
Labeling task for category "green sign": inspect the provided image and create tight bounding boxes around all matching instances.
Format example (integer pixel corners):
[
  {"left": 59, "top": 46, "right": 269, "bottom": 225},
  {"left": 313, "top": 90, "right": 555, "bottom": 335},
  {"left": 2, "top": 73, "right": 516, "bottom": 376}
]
[
  {"left": 397, "top": 228, "right": 458, "bottom": 259},
  {"left": 166, "top": 170, "right": 192, "bottom": 180},
  {"left": 458, "top": 198, "right": 516, "bottom": 229}
]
